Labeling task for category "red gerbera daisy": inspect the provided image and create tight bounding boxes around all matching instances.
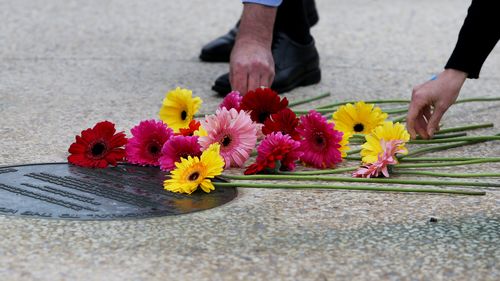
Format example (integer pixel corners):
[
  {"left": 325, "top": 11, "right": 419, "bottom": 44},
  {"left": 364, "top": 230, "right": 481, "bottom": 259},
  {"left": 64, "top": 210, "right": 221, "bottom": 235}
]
[
  {"left": 262, "top": 108, "right": 301, "bottom": 140},
  {"left": 176, "top": 119, "right": 201, "bottom": 136},
  {"left": 244, "top": 132, "right": 302, "bottom": 175},
  {"left": 240, "top": 87, "right": 288, "bottom": 123},
  {"left": 68, "top": 121, "right": 127, "bottom": 168}
]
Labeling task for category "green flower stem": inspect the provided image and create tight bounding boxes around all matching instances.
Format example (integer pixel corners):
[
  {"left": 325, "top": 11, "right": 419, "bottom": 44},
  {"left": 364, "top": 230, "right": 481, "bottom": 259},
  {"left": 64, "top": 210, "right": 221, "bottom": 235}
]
[
  {"left": 400, "top": 136, "right": 497, "bottom": 158},
  {"left": 416, "top": 132, "right": 467, "bottom": 140},
  {"left": 279, "top": 167, "right": 358, "bottom": 175},
  {"left": 454, "top": 97, "right": 500, "bottom": 104},
  {"left": 409, "top": 136, "right": 500, "bottom": 144},
  {"left": 347, "top": 148, "right": 362, "bottom": 155},
  {"left": 399, "top": 157, "right": 500, "bottom": 162},
  {"left": 316, "top": 99, "right": 410, "bottom": 109},
  {"left": 396, "top": 158, "right": 500, "bottom": 168},
  {"left": 350, "top": 132, "right": 466, "bottom": 142},
  {"left": 316, "top": 97, "right": 500, "bottom": 110},
  {"left": 213, "top": 182, "right": 485, "bottom": 196},
  {"left": 288, "top": 92, "right": 330, "bottom": 107},
  {"left": 348, "top": 133, "right": 472, "bottom": 145},
  {"left": 349, "top": 132, "right": 468, "bottom": 140},
  {"left": 281, "top": 158, "right": 500, "bottom": 175},
  {"left": 384, "top": 107, "right": 409, "bottom": 114},
  {"left": 344, "top": 156, "right": 362, "bottom": 161},
  {"left": 352, "top": 134, "right": 367, "bottom": 138},
  {"left": 394, "top": 170, "right": 500, "bottom": 178},
  {"left": 294, "top": 109, "right": 337, "bottom": 115},
  {"left": 221, "top": 174, "right": 499, "bottom": 188},
  {"left": 391, "top": 115, "right": 407, "bottom": 123},
  {"left": 434, "top": 123, "right": 494, "bottom": 135}
]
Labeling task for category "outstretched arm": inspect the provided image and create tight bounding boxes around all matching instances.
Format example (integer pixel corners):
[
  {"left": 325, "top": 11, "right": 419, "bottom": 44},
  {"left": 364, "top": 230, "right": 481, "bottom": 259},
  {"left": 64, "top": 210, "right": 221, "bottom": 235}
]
[
  {"left": 407, "top": 69, "right": 467, "bottom": 139},
  {"left": 406, "top": 0, "right": 500, "bottom": 139},
  {"left": 230, "top": 3, "right": 277, "bottom": 94}
]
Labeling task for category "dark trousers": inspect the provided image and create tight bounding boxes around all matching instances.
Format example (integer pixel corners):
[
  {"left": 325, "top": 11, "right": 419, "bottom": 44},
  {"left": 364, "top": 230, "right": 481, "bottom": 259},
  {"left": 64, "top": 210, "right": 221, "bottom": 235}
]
[{"left": 275, "top": 0, "right": 317, "bottom": 44}]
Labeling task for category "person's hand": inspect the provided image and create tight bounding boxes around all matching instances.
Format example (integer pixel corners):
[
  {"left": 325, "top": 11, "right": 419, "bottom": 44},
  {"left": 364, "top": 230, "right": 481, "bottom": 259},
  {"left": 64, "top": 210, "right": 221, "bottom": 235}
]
[
  {"left": 230, "top": 39, "right": 274, "bottom": 94},
  {"left": 228, "top": 3, "right": 276, "bottom": 94},
  {"left": 406, "top": 69, "right": 467, "bottom": 139}
]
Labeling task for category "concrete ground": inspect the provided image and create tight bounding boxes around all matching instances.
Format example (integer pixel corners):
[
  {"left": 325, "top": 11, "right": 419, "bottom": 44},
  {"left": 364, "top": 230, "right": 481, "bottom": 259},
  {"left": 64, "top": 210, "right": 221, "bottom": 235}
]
[{"left": 1, "top": 0, "right": 499, "bottom": 280}]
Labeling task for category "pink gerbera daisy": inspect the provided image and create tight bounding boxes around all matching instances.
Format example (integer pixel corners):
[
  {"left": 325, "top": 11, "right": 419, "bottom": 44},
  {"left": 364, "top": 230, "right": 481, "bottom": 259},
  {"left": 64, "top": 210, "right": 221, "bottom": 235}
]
[
  {"left": 199, "top": 107, "right": 258, "bottom": 168},
  {"left": 125, "top": 120, "right": 173, "bottom": 166},
  {"left": 353, "top": 139, "right": 405, "bottom": 178},
  {"left": 245, "top": 132, "right": 302, "bottom": 175},
  {"left": 159, "top": 135, "right": 202, "bottom": 171},
  {"left": 219, "top": 91, "right": 242, "bottom": 112},
  {"left": 296, "top": 110, "right": 344, "bottom": 169}
]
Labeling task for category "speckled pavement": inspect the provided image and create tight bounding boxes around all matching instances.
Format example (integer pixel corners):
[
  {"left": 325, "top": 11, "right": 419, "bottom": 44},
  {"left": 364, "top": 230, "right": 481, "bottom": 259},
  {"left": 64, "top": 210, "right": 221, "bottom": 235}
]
[{"left": 0, "top": 0, "right": 499, "bottom": 280}]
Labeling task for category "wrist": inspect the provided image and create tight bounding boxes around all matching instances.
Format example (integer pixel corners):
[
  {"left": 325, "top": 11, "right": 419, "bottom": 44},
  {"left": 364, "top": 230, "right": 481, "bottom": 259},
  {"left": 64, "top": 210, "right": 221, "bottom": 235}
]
[
  {"left": 237, "top": 4, "right": 276, "bottom": 49},
  {"left": 442, "top": 68, "right": 468, "bottom": 82}
]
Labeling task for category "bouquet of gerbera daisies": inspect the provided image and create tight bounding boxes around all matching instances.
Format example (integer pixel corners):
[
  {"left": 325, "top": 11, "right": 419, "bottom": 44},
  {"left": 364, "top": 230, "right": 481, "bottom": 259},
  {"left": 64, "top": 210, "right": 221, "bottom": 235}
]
[{"left": 67, "top": 86, "right": 500, "bottom": 196}]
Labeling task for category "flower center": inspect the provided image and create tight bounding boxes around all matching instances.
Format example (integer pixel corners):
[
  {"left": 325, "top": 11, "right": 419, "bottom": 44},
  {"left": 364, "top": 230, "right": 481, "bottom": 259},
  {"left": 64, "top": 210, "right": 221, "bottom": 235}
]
[
  {"left": 258, "top": 111, "right": 269, "bottom": 123},
  {"left": 221, "top": 135, "right": 232, "bottom": 147},
  {"left": 313, "top": 132, "right": 326, "bottom": 149},
  {"left": 147, "top": 141, "right": 161, "bottom": 157},
  {"left": 90, "top": 141, "right": 107, "bottom": 158},
  {"left": 353, "top": 123, "right": 364, "bottom": 133},
  {"left": 188, "top": 171, "right": 200, "bottom": 181},
  {"left": 181, "top": 110, "right": 188, "bottom": 121}
]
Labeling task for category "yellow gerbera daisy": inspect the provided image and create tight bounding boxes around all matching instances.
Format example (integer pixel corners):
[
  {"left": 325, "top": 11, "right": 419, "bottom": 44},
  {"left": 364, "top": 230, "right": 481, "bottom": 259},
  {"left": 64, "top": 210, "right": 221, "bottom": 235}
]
[
  {"left": 361, "top": 121, "right": 410, "bottom": 164},
  {"left": 339, "top": 131, "right": 352, "bottom": 158},
  {"left": 159, "top": 87, "right": 202, "bottom": 132},
  {"left": 193, "top": 125, "right": 207, "bottom": 137},
  {"left": 164, "top": 143, "right": 225, "bottom": 194},
  {"left": 332, "top": 101, "right": 388, "bottom": 135}
]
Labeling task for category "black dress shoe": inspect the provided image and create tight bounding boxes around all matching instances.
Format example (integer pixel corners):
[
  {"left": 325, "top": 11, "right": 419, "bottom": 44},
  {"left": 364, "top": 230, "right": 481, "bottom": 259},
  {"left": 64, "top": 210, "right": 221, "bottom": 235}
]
[
  {"left": 200, "top": 1, "right": 319, "bottom": 63},
  {"left": 199, "top": 26, "right": 238, "bottom": 62},
  {"left": 211, "top": 32, "right": 321, "bottom": 95}
]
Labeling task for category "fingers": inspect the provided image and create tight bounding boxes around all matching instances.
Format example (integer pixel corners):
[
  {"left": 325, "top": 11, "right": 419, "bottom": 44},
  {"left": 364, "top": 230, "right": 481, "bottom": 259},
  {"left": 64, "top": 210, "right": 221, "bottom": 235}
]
[
  {"left": 415, "top": 114, "right": 429, "bottom": 139},
  {"left": 406, "top": 104, "right": 419, "bottom": 140},
  {"left": 231, "top": 63, "right": 273, "bottom": 94},
  {"left": 247, "top": 73, "right": 261, "bottom": 93},
  {"left": 229, "top": 41, "right": 275, "bottom": 94},
  {"left": 230, "top": 65, "right": 248, "bottom": 95},
  {"left": 413, "top": 105, "right": 432, "bottom": 139},
  {"left": 264, "top": 66, "right": 275, "bottom": 87},
  {"left": 422, "top": 105, "right": 432, "bottom": 122},
  {"left": 407, "top": 87, "right": 426, "bottom": 139},
  {"left": 407, "top": 87, "right": 433, "bottom": 139},
  {"left": 427, "top": 106, "right": 447, "bottom": 137}
]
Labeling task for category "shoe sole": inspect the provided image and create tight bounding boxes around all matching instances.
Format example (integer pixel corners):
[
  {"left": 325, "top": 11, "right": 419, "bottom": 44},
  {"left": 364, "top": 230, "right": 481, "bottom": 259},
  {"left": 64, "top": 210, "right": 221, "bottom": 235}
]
[
  {"left": 199, "top": 53, "right": 230, "bottom": 63},
  {"left": 276, "top": 68, "right": 321, "bottom": 94}
]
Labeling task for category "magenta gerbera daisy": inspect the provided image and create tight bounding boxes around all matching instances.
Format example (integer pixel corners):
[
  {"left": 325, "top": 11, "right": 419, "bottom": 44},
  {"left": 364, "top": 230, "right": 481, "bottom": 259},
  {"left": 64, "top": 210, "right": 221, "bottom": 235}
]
[
  {"left": 296, "top": 110, "right": 344, "bottom": 169},
  {"left": 199, "top": 107, "right": 258, "bottom": 168},
  {"left": 125, "top": 119, "right": 173, "bottom": 166},
  {"left": 159, "top": 135, "right": 202, "bottom": 171},
  {"left": 219, "top": 91, "right": 242, "bottom": 112},
  {"left": 245, "top": 132, "right": 302, "bottom": 175}
]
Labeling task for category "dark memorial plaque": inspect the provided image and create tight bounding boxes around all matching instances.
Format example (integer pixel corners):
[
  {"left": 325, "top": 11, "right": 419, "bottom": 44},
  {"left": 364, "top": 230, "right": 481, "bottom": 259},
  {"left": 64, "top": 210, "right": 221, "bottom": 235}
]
[{"left": 0, "top": 163, "right": 237, "bottom": 220}]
